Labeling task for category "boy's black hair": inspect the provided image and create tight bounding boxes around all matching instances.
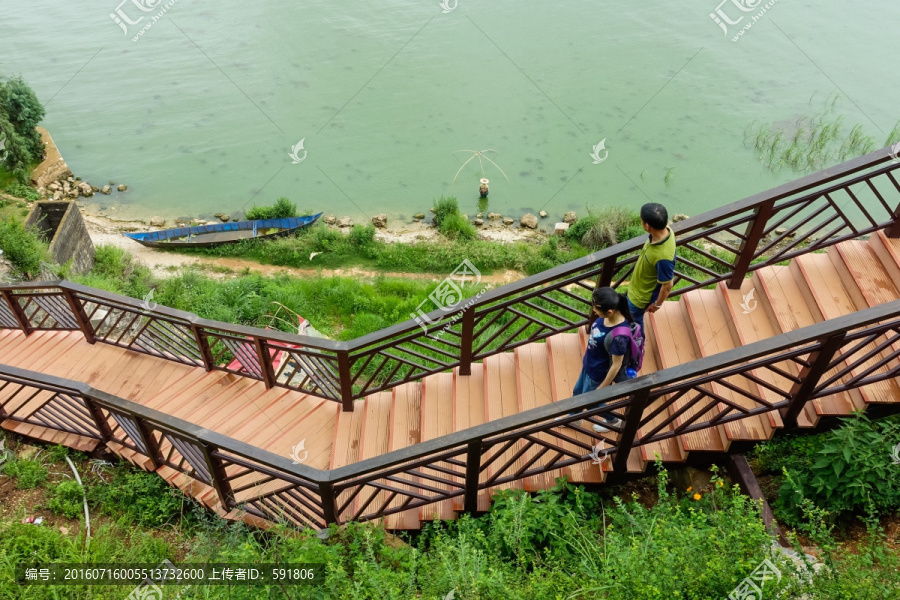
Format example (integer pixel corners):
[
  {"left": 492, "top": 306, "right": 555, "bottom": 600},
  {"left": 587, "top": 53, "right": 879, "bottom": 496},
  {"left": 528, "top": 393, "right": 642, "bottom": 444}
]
[{"left": 640, "top": 203, "right": 668, "bottom": 231}]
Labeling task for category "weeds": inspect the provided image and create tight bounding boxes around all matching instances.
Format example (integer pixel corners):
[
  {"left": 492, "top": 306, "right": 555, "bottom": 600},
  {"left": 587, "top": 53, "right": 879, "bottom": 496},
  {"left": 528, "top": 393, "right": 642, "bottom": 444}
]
[{"left": 245, "top": 196, "right": 297, "bottom": 221}]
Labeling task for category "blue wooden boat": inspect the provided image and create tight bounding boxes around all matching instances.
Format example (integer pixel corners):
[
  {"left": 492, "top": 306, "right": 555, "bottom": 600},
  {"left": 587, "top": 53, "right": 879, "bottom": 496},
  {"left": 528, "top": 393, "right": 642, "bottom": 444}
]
[{"left": 123, "top": 214, "right": 322, "bottom": 248}]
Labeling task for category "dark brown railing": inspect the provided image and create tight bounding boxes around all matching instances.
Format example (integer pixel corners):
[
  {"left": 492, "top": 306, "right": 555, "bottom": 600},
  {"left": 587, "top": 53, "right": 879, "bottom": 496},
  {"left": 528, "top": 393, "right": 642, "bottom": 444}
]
[
  {"left": 2, "top": 148, "right": 900, "bottom": 412},
  {"left": 3, "top": 294, "right": 900, "bottom": 528}
]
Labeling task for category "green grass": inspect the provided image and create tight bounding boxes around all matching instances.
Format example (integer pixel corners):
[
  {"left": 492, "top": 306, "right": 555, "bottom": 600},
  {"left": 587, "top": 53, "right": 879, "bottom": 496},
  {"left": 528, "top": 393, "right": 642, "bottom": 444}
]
[
  {"left": 0, "top": 217, "right": 50, "bottom": 278},
  {"left": 745, "top": 93, "right": 899, "bottom": 174}
]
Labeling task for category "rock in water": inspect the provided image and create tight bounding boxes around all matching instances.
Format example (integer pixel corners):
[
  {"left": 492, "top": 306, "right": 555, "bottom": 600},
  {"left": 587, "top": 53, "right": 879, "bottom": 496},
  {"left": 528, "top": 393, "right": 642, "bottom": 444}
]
[
  {"left": 100, "top": 185, "right": 111, "bottom": 195},
  {"left": 412, "top": 213, "right": 425, "bottom": 220},
  {"left": 117, "top": 184, "right": 127, "bottom": 192},
  {"left": 555, "top": 222, "right": 570, "bottom": 235},
  {"left": 502, "top": 217, "right": 514, "bottom": 225},
  {"left": 372, "top": 214, "right": 388, "bottom": 228},
  {"left": 562, "top": 211, "right": 577, "bottom": 224},
  {"left": 672, "top": 213, "right": 688, "bottom": 222},
  {"left": 539, "top": 210, "right": 548, "bottom": 218},
  {"left": 323, "top": 215, "right": 336, "bottom": 225},
  {"left": 337, "top": 216, "right": 352, "bottom": 227},
  {"left": 149, "top": 217, "right": 165, "bottom": 227},
  {"left": 487, "top": 212, "right": 502, "bottom": 220},
  {"left": 220, "top": 215, "right": 230, "bottom": 222},
  {"left": 520, "top": 213, "right": 538, "bottom": 229},
  {"left": 474, "top": 218, "right": 484, "bottom": 226}
]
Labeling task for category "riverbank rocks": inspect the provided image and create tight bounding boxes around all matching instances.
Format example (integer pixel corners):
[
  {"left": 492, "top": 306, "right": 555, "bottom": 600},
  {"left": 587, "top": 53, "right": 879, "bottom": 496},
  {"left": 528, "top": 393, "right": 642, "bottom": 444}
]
[
  {"left": 337, "top": 216, "right": 352, "bottom": 228},
  {"left": 672, "top": 213, "right": 688, "bottom": 222},
  {"left": 100, "top": 185, "right": 111, "bottom": 195},
  {"left": 117, "top": 184, "right": 127, "bottom": 192},
  {"left": 78, "top": 182, "right": 93, "bottom": 197},
  {"left": 323, "top": 215, "right": 336, "bottom": 225},
  {"left": 563, "top": 211, "right": 577, "bottom": 224},
  {"left": 555, "top": 222, "right": 570, "bottom": 235},
  {"left": 149, "top": 216, "right": 165, "bottom": 227},
  {"left": 372, "top": 214, "right": 388, "bottom": 228},
  {"left": 520, "top": 213, "right": 538, "bottom": 229},
  {"left": 48, "top": 182, "right": 60, "bottom": 191},
  {"left": 474, "top": 218, "right": 484, "bottom": 226},
  {"left": 412, "top": 213, "right": 425, "bottom": 220},
  {"left": 487, "top": 212, "right": 502, "bottom": 220},
  {"left": 539, "top": 210, "right": 548, "bottom": 218},
  {"left": 502, "top": 217, "right": 514, "bottom": 225}
]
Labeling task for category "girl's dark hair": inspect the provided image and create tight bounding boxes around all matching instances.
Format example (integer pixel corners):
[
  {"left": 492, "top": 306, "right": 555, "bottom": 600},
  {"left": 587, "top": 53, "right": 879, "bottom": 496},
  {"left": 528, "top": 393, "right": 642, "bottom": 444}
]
[{"left": 592, "top": 286, "right": 634, "bottom": 323}]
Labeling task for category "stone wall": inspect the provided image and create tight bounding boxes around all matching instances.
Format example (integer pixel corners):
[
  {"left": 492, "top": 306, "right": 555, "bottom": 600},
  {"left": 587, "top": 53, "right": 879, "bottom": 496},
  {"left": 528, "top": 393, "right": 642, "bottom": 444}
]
[
  {"left": 25, "top": 202, "right": 94, "bottom": 275},
  {"left": 30, "top": 127, "right": 72, "bottom": 189}
]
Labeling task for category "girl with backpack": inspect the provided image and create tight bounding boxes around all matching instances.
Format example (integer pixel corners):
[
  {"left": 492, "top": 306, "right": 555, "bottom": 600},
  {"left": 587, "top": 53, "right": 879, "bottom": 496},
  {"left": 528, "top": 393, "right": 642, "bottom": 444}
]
[{"left": 565, "top": 286, "right": 644, "bottom": 433}]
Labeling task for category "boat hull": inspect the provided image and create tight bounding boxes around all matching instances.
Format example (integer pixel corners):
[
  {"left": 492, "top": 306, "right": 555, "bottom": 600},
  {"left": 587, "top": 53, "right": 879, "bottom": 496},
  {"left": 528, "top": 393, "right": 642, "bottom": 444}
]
[{"left": 123, "top": 214, "right": 322, "bottom": 249}]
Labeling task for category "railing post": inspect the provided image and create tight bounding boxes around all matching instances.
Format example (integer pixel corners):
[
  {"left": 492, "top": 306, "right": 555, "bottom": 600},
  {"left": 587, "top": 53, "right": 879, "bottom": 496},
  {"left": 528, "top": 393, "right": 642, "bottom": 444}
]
[
  {"left": 254, "top": 338, "right": 276, "bottom": 389},
  {"left": 1, "top": 290, "right": 32, "bottom": 334},
  {"left": 597, "top": 256, "right": 617, "bottom": 289},
  {"left": 885, "top": 197, "right": 900, "bottom": 238},
  {"left": 613, "top": 387, "right": 651, "bottom": 473},
  {"left": 728, "top": 198, "right": 776, "bottom": 289},
  {"left": 83, "top": 397, "right": 113, "bottom": 442},
  {"left": 459, "top": 307, "right": 475, "bottom": 376},
  {"left": 337, "top": 350, "right": 355, "bottom": 412},
  {"left": 190, "top": 325, "right": 214, "bottom": 372},
  {"left": 319, "top": 481, "right": 339, "bottom": 526},
  {"left": 134, "top": 417, "right": 162, "bottom": 469},
  {"left": 200, "top": 444, "right": 236, "bottom": 511},
  {"left": 463, "top": 440, "right": 483, "bottom": 514},
  {"left": 781, "top": 333, "right": 847, "bottom": 428},
  {"left": 61, "top": 288, "right": 95, "bottom": 344}
]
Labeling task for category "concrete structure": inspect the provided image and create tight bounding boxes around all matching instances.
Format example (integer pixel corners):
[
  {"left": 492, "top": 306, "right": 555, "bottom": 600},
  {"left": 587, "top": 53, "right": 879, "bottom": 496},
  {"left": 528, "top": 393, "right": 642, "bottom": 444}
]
[
  {"left": 30, "top": 127, "right": 72, "bottom": 189},
  {"left": 25, "top": 201, "right": 94, "bottom": 275}
]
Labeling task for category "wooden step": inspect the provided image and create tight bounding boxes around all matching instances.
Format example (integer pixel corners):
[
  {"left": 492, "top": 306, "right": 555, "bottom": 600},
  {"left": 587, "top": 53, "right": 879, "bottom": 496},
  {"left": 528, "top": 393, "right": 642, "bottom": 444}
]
[
  {"left": 1, "top": 418, "right": 100, "bottom": 453},
  {"left": 795, "top": 253, "right": 900, "bottom": 404},
  {"left": 649, "top": 301, "right": 728, "bottom": 453},
  {"left": 450, "top": 365, "right": 484, "bottom": 513},
  {"left": 546, "top": 333, "right": 606, "bottom": 484},
  {"left": 635, "top": 313, "right": 687, "bottom": 464},
  {"left": 719, "top": 279, "right": 816, "bottom": 428},
  {"left": 753, "top": 266, "right": 865, "bottom": 416},
  {"left": 483, "top": 352, "right": 527, "bottom": 495},
  {"left": 385, "top": 383, "right": 422, "bottom": 530},
  {"left": 349, "top": 392, "right": 393, "bottom": 522},
  {"left": 515, "top": 343, "right": 565, "bottom": 490},
  {"left": 869, "top": 229, "right": 900, "bottom": 285},
  {"left": 684, "top": 290, "right": 779, "bottom": 441},
  {"left": 420, "top": 372, "right": 459, "bottom": 519},
  {"left": 835, "top": 240, "right": 900, "bottom": 308}
]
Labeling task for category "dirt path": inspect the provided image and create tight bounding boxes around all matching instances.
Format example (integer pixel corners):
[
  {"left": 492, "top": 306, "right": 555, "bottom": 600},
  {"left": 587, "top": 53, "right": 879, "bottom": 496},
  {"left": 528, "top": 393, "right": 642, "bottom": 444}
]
[{"left": 83, "top": 214, "right": 527, "bottom": 284}]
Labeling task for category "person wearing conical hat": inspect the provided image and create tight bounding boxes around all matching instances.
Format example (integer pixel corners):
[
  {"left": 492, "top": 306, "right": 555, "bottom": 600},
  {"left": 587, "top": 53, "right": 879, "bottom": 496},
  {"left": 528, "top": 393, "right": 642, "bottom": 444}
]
[{"left": 479, "top": 178, "right": 489, "bottom": 198}]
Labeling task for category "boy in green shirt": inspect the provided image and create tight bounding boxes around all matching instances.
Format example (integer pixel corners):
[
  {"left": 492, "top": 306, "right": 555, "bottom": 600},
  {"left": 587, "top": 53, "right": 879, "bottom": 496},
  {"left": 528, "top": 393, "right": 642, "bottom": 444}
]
[{"left": 626, "top": 203, "right": 676, "bottom": 334}]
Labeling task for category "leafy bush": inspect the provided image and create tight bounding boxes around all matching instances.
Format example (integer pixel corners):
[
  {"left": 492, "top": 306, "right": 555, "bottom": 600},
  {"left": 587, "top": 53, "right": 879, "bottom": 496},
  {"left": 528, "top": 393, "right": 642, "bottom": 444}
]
[
  {"left": 3, "top": 457, "right": 48, "bottom": 489},
  {"left": 775, "top": 413, "right": 900, "bottom": 525},
  {"left": 438, "top": 212, "right": 477, "bottom": 241},
  {"left": 244, "top": 196, "right": 297, "bottom": 220},
  {"left": 87, "top": 469, "right": 196, "bottom": 528},
  {"left": 0, "top": 76, "right": 46, "bottom": 180},
  {"left": 47, "top": 480, "right": 84, "bottom": 519},
  {"left": 5, "top": 182, "right": 39, "bottom": 201},
  {"left": 0, "top": 217, "right": 49, "bottom": 277},
  {"left": 432, "top": 196, "right": 459, "bottom": 228},
  {"left": 566, "top": 206, "right": 643, "bottom": 250},
  {"left": 348, "top": 224, "right": 377, "bottom": 257}
]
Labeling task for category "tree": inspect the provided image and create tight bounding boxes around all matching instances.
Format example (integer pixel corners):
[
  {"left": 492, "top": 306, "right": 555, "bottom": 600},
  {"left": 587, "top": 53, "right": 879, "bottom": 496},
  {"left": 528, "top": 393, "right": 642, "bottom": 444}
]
[{"left": 0, "top": 75, "right": 46, "bottom": 179}]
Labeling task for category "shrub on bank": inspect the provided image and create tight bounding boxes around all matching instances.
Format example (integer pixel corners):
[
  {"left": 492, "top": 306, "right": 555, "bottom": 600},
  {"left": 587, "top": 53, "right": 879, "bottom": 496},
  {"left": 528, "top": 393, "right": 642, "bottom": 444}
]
[
  {"left": 245, "top": 196, "right": 297, "bottom": 220},
  {"left": 0, "top": 217, "right": 50, "bottom": 277}
]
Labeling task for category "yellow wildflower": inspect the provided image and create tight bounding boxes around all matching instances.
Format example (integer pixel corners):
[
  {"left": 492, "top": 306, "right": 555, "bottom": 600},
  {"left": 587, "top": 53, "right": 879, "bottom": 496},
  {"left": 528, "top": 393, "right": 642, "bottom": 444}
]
[
  {"left": 717, "top": 480, "right": 724, "bottom": 487},
  {"left": 693, "top": 493, "right": 702, "bottom": 501},
  {"left": 686, "top": 486, "right": 693, "bottom": 492}
]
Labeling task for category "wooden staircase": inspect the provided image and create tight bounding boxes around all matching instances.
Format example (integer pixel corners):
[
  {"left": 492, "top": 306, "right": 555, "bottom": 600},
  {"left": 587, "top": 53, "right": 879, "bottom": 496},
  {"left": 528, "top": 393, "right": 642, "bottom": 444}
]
[{"left": 3, "top": 231, "right": 900, "bottom": 530}]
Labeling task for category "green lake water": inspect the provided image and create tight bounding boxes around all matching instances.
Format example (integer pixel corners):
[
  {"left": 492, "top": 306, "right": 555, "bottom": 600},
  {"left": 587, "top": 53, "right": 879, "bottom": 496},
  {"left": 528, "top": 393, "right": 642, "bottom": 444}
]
[{"left": 1, "top": 0, "right": 898, "bottom": 223}]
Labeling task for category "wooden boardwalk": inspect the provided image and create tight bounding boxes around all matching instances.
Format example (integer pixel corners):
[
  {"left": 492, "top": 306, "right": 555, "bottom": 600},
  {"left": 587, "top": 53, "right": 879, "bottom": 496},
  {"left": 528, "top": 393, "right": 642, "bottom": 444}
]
[{"left": 3, "top": 231, "right": 900, "bottom": 529}]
